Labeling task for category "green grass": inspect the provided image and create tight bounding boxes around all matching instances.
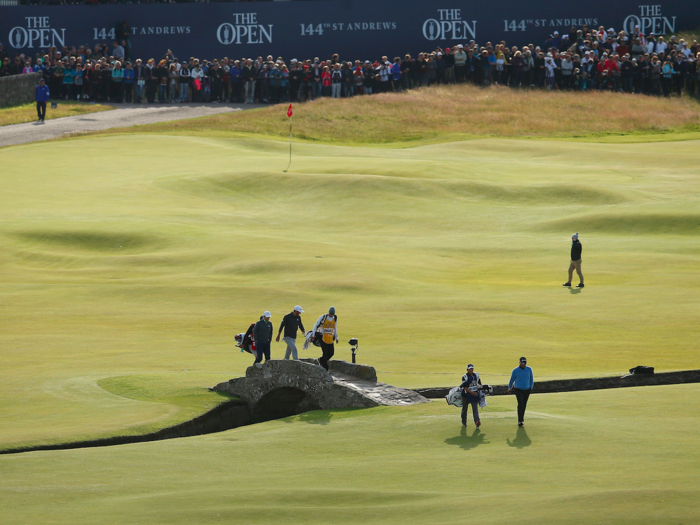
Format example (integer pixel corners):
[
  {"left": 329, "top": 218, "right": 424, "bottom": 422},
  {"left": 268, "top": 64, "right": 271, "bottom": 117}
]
[
  {"left": 0, "top": 101, "right": 112, "bottom": 126},
  {"left": 1, "top": 131, "right": 699, "bottom": 450},
  {"left": 1, "top": 384, "right": 699, "bottom": 524}
]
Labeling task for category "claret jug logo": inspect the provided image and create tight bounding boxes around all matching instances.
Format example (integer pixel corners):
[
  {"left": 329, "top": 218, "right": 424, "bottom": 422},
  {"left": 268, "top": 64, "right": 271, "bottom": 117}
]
[
  {"left": 9, "top": 17, "right": 66, "bottom": 49},
  {"left": 623, "top": 5, "right": 676, "bottom": 35},
  {"left": 217, "top": 13, "right": 273, "bottom": 45},
  {"left": 423, "top": 9, "right": 477, "bottom": 41}
]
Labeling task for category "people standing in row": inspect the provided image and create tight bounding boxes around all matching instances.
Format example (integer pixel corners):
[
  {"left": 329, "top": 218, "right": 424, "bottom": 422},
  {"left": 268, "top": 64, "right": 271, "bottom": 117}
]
[
  {"left": 563, "top": 232, "right": 584, "bottom": 288},
  {"left": 276, "top": 305, "right": 305, "bottom": 360},
  {"left": 313, "top": 307, "right": 339, "bottom": 371},
  {"left": 460, "top": 364, "right": 482, "bottom": 428},
  {"left": 508, "top": 357, "right": 534, "bottom": 426},
  {"left": 253, "top": 311, "right": 273, "bottom": 364}
]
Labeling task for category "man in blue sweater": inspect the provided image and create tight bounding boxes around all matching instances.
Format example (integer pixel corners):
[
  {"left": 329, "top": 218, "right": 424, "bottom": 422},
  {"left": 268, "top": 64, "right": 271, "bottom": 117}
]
[
  {"left": 35, "top": 78, "right": 50, "bottom": 122},
  {"left": 508, "top": 357, "right": 534, "bottom": 426}
]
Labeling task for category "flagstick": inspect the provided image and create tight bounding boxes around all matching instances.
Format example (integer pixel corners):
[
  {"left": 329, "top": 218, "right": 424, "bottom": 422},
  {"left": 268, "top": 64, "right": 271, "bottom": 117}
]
[{"left": 284, "top": 116, "right": 292, "bottom": 172}]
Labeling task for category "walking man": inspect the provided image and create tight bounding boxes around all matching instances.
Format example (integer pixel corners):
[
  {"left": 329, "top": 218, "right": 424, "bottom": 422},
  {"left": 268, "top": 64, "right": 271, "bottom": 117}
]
[
  {"left": 313, "top": 307, "right": 338, "bottom": 371},
  {"left": 460, "top": 364, "right": 482, "bottom": 428},
  {"left": 508, "top": 357, "right": 534, "bottom": 426},
  {"left": 35, "top": 78, "right": 50, "bottom": 122},
  {"left": 253, "top": 311, "right": 273, "bottom": 364},
  {"left": 563, "top": 232, "right": 584, "bottom": 288},
  {"left": 276, "top": 305, "right": 305, "bottom": 360}
]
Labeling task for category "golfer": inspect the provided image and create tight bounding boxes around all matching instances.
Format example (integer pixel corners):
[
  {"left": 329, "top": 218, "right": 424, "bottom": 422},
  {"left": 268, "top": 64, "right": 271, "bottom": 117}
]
[
  {"left": 563, "top": 233, "right": 584, "bottom": 288},
  {"left": 276, "top": 305, "right": 305, "bottom": 360},
  {"left": 313, "top": 306, "right": 338, "bottom": 371},
  {"left": 508, "top": 357, "right": 534, "bottom": 426},
  {"left": 460, "top": 364, "right": 482, "bottom": 428},
  {"left": 253, "top": 311, "right": 273, "bottom": 363},
  {"left": 35, "top": 78, "right": 50, "bottom": 123}
]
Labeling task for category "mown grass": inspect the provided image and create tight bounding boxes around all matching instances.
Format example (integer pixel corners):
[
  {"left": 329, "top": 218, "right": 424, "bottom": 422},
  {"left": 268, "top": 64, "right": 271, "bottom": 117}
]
[
  {"left": 1, "top": 132, "right": 699, "bottom": 449},
  {"left": 97, "top": 85, "right": 700, "bottom": 145},
  {"left": 0, "top": 101, "right": 112, "bottom": 126},
  {"left": 1, "top": 384, "right": 699, "bottom": 524}
]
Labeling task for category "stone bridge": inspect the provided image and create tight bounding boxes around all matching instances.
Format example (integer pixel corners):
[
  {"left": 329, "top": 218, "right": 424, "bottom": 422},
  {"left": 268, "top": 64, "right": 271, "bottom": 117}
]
[{"left": 212, "top": 359, "right": 428, "bottom": 422}]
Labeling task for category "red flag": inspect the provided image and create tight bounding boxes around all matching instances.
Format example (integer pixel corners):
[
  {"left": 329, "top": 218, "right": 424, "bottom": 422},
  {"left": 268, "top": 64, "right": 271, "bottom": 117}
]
[{"left": 287, "top": 104, "right": 293, "bottom": 118}]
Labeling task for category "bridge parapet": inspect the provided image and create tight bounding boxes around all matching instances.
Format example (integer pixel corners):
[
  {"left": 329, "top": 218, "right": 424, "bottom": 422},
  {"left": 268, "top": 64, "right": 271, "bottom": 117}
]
[{"left": 213, "top": 359, "right": 427, "bottom": 422}]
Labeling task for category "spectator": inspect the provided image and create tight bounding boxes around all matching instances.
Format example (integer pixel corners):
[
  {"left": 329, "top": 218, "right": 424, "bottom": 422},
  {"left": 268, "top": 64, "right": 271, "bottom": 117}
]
[
  {"left": 179, "top": 62, "right": 190, "bottom": 103},
  {"left": 253, "top": 311, "right": 273, "bottom": 364},
  {"left": 454, "top": 44, "right": 467, "bottom": 81},
  {"left": 112, "top": 60, "right": 124, "bottom": 103},
  {"left": 123, "top": 61, "right": 134, "bottom": 102},
  {"left": 133, "top": 58, "right": 145, "bottom": 103},
  {"left": 168, "top": 62, "right": 178, "bottom": 102},
  {"left": 113, "top": 41, "right": 125, "bottom": 60},
  {"left": 242, "top": 59, "right": 255, "bottom": 104}
]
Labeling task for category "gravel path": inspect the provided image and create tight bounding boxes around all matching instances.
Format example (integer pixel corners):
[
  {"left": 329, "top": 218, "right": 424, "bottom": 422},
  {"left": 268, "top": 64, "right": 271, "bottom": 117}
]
[{"left": 0, "top": 102, "right": 261, "bottom": 148}]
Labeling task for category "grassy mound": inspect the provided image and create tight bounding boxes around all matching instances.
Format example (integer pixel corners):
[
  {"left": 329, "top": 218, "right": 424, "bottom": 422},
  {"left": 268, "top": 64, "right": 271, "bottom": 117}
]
[
  {"left": 108, "top": 85, "right": 700, "bottom": 144},
  {"left": 1, "top": 384, "right": 699, "bottom": 524},
  {"left": 541, "top": 212, "right": 700, "bottom": 235}
]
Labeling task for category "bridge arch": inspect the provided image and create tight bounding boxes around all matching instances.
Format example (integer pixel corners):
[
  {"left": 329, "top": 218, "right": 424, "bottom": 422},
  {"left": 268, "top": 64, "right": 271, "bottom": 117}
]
[{"left": 252, "top": 386, "right": 321, "bottom": 422}]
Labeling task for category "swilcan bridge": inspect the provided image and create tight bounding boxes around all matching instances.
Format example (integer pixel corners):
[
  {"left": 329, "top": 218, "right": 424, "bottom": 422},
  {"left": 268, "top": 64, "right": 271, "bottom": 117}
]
[{"left": 212, "top": 359, "right": 429, "bottom": 422}]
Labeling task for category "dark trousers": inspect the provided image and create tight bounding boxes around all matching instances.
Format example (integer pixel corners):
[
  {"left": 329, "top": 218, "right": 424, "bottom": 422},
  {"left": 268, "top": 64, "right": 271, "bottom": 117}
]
[
  {"left": 513, "top": 388, "right": 532, "bottom": 423},
  {"left": 36, "top": 102, "right": 46, "bottom": 120},
  {"left": 461, "top": 396, "right": 480, "bottom": 425},
  {"left": 318, "top": 341, "right": 334, "bottom": 371},
  {"left": 254, "top": 341, "right": 271, "bottom": 363}
]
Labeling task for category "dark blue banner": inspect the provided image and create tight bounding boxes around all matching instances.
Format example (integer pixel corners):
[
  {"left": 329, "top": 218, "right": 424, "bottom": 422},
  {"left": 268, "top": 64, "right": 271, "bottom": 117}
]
[{"left": 1, "top": 1, "right": 696, "bottom": 61}]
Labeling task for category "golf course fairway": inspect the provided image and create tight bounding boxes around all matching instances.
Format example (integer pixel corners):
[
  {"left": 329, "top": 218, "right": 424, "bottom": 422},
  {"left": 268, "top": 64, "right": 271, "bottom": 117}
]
[
  {"left": 1, "top": 132, "right": 699, "bottom": 450},
  {"left": 1, "top": 384, "right": 699, "bottom": 524}
]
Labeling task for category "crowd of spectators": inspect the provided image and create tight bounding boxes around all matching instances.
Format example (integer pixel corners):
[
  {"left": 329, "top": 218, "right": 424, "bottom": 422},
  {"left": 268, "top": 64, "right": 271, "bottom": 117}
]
[{"left": 1, "top": 24, "right": 699, "bottom": 104}]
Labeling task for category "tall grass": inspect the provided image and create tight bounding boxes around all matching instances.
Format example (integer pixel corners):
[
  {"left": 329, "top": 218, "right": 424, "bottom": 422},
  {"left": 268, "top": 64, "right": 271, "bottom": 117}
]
[{"left": 120, "top": 85, "right": 700, "bottom": 144}]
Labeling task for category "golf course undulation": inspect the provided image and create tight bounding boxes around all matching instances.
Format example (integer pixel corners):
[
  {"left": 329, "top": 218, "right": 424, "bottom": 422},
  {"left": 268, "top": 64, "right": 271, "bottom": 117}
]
[{"left": 1, "top": 86, "right": 699, "bottom": 523}]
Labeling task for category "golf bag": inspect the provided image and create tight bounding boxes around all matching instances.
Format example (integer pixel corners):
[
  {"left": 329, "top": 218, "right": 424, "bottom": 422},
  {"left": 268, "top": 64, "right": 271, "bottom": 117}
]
[
  {"left": 236, "top": 323, "right": 257, "bottom": 357},
  {"left": 446, "top": 384, "right": 494, "bottom": 408},
  {"left": 445, "top": 386, "right": 464, "bottom": 407}
]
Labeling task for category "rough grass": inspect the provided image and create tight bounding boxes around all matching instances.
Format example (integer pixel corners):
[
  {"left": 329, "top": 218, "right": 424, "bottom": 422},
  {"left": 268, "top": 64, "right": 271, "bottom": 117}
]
[
  {"left": 101, "top": 85, "right": 700, "bottom": 144},
  {"left": 1, "top": 385, "right": 699, "bottom": 524},
  {"left": 0, "top": 101, "right": 112, "bottom": 126}
]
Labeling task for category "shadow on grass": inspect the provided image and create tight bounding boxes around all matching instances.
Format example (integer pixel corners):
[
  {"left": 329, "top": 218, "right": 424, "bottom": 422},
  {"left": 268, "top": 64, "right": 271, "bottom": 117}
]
[
  {"left": 569, "top": 288, "right": 582, "bottom": 295},
  {"left": 444, "top": 427, "right": 489, "bottom": 450},
  {"left": 506, "top": 427, "right": 532, "bottom": 448},
  {"left": 281, "top": 407, "right": 366, "bottom": 426}
]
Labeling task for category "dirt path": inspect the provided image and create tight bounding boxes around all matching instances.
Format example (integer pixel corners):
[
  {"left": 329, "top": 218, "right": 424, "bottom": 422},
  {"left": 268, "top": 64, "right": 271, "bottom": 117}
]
[{"left": 0, "top": 102, "right": 261, "bottom": 148}]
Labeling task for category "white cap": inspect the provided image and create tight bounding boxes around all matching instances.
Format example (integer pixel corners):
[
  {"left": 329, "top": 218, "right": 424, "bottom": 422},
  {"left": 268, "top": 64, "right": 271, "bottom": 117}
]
[
  {"left": 294, "top": 305, "right": 304, "bottom": 313},
  {"left": 457, "top": 44, "right": 464, "bottom": 48},
  {"left": 263, "top": 311, "right": 271, "bottom": 318},
  {"left": 607, "top": 27, "right": 615, "bottom": 32},
  {"left": 554, "top": 31, "right": 559, "bottom": 35}
]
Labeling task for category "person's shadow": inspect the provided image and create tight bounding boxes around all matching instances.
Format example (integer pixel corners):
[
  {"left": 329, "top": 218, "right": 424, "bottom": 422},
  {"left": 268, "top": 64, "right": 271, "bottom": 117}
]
[
  {"left": 569, "top": 288, "right": 581, "bottom": 295},
  {"left": 444, "top": 426, "right": 489, "bottom": 450},
  {"left": 506, "top": 426, "right": 532, "bottom": 448}
]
